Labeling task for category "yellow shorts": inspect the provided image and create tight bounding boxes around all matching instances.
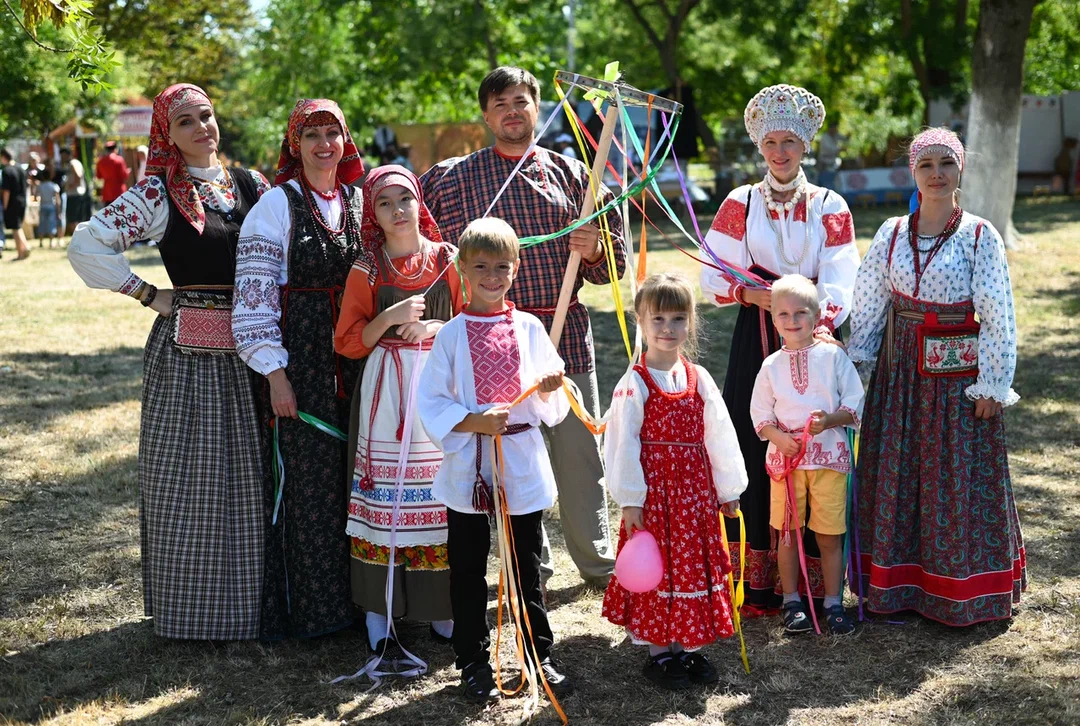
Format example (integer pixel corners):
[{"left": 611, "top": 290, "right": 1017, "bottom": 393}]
[{"left": 770, "top": 468, "right": 848, "bottom": 536}]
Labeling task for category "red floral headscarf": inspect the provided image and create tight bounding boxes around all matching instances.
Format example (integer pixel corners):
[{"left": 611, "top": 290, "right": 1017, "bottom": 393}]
[
  {"left": 360, "top": 164, "right": 442, "bottom": 252},
  {"left": 146, "top": 83, "right": 214, "bottom": 234},
  {"left": 274, "top": 98, "right": 365, "bottom": 186}
]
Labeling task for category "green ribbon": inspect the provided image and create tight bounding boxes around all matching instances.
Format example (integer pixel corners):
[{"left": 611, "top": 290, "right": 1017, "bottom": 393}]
[{"left": 271, "top": 411, "right": 347, "bottom": 524}]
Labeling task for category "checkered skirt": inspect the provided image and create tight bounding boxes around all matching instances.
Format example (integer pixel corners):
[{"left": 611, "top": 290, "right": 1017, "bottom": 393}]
[{"left": 138, "top": 311, "right": 265, "bottom": 639}]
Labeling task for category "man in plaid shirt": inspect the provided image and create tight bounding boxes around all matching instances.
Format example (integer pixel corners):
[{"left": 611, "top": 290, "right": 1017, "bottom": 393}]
[{"left": 421, "top": 66, "right": 626, "bottom": 582}]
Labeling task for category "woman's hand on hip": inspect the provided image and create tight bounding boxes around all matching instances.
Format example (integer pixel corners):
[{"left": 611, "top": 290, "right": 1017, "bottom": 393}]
[{"left": 149, "top": 289, "right": 174, "bottom": 317}]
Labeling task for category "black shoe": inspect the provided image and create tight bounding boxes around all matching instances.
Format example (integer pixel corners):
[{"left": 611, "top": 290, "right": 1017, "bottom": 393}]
[
  {"left": 429, "top": 624, "right": 453, "bottom": 645},
  {"left": 536, "top": 657, "right": 572, "bottom": 697},
  {"left": 642, "top": 652, "right": 691, "bottom": 690},
  {"left": 824, "top": 605, "right": 856, "bottom": 636},
  {"left": 677, "top": 651, "right": 719, "bottom": 684},
  {"left": 371, "top": 637, "right": 400, "bottom": 655},
  {"left": 783, "top": 600, "right": 813, "bottom": 634},
  {"left": 462, "top": 662, "right": 500, "bottom": 702}
]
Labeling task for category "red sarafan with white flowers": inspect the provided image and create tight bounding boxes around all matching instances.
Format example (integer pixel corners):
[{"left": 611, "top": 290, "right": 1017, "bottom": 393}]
[{"left": 603, "top": 357, "right": 735, "bottom": 649}]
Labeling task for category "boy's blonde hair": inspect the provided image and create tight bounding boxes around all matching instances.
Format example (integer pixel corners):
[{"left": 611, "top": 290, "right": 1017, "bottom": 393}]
[
  {"left": 634, "top": 272, "right": 699, "bottom": 358},
  {"left": 771, "top": 274, "right": 820, "bottom": 317},
  {"left": 457, "top": 217, "right": 520, "bottom": 262}
]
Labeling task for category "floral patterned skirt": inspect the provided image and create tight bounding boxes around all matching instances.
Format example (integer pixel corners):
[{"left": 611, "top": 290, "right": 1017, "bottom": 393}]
[{"left": 853, "top": 294, "right": 1026, "bottom": 626}]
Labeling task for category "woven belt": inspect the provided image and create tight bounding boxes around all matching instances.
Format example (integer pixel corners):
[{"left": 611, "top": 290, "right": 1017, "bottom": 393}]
[
  {"left": 472, "top": 423, "right": 532, "bottom": 515},
  {"left": 885, "top": 307, "right": 972, "bottom": 370}
]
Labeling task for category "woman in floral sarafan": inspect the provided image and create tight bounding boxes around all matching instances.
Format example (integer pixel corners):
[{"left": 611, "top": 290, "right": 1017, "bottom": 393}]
[{"left": 848, "top": 128, "right": 1026, "bottom": 626}]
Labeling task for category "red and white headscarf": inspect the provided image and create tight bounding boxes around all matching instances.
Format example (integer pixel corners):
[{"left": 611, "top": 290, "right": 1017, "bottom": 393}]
[
  {"left": 146, "top": 83, "right": 214, "bottom": 234},
  {"left": 359, "top": 164, "right": 442, "bottom": 252},
  {"left": 274, "top": 98, "right": 365, "bottom": 186},
  {"left": 909, "top": 127, "right": 965, "bottom": 177}
]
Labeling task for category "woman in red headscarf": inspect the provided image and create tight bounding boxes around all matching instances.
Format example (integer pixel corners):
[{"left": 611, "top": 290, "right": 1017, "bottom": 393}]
[
  {"left": 232, "top": 99, "right": 365, "bottom": 639},
  {"left": 67, "top": 83, "right": 272, "bottom": 640},
  {"left": 333, "top": 165, "right": 465, "bottom": 656}
]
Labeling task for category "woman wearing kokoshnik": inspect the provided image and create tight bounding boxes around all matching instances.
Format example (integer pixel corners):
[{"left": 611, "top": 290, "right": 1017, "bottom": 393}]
[
  {"left": 333, "top": 165, "right": 465, "bottom": 653},
  {"left": 232, "top": 99, "right": 365, "bottom": 639},
  {"left": 848, "top": 128, "right": 1026, "bottom": 625},
  {"left": 701, "top": 84, "right": 860, "bottom": 613},
  {"left": 67, "top": 83, "right": 272, "bottom": 640}
]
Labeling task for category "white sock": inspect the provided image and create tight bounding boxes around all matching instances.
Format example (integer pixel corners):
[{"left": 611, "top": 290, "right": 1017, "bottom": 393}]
[
  {"left": 365, "top": 611, "right": 389, "bottom": 650},
  {"left": 783, "top": 592, "right": 801, "bottom": 605},
  {"left": 824, "top": 595, "right": 843, "bottom": 610},
  {"left": 431, "top": 619, "right": 454, "bottom": 639},
  {"left": 648, "top": 644, "right": 670, "bottom": 657}
]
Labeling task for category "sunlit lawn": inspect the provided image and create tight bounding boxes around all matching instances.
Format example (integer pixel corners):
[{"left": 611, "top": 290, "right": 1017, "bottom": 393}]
[{"left": 1, "top": 198, "right": 1078, "bottom": 725}]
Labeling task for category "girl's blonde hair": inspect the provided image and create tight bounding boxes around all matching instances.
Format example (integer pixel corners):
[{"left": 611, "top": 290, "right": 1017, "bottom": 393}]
[
  {"left": 771, "top": 274, "right": 820, "bottom": 318},
  {"left": 634, "top": 272, "right": 699, "bottom": 358}
]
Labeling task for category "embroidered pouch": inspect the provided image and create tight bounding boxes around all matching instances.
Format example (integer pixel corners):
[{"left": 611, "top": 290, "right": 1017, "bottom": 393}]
[
  {"left": 916, "top": 312, "right": 979, "bottom": 377},
  {"left": 172, "top": 290, "right": 236, "bottom": 355}
]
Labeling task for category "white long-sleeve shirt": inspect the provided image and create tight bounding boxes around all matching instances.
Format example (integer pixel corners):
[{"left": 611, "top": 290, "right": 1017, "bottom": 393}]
[
  {"left": 847, "top": 213, "right": 1019, "bottom": 406},
  {"left": 603, "top": 363, "right": 748, "bottom": 509},
  {"left": 750, "top": 341, "right": 864, "bottom": 478},
  {"left": 418, "top": 306, "right": 569, "bottom": 515},
  {"left": 700, "top": 183, "right": 860, "bottom": 330},
  {"left": 231, "top": 180, "right": 356, "bottom": 376},
  {"left": 67, "top": 167, "right": 269, "bottom": 296}
]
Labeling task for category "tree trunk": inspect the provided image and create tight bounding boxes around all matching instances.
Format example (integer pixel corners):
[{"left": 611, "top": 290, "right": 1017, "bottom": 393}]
[{"left": 963, "top": 0, "right": 1038, "bottom": 250}]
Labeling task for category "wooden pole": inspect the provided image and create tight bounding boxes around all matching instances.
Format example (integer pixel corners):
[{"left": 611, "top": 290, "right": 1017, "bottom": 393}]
[{"left": 549, "top": 104, "right": 619, "bottom": 348}]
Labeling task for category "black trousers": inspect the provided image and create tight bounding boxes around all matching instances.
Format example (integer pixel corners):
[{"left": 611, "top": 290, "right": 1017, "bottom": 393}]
[{"left": 447, "top": 507, "right": 553, "bottom": 670}]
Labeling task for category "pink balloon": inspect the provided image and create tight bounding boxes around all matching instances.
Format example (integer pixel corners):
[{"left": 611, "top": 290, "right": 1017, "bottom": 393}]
[{"left": 614, "top": 530, "right": 664, "bottom": 593}]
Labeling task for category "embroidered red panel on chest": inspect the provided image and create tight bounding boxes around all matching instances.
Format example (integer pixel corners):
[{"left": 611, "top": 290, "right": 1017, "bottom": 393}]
[
  {"left": 822, "top": 211, "right": 854, "bottom": 247},
  {"left": 789, "top": 348, "right": 810, "bottom": 395},
  {"left": 465, "top": 318, "right": 522, "bottom": 405}
]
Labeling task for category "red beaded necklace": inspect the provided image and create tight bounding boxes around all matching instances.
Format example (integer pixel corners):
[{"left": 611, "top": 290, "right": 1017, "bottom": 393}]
[
  {"left": 299, "top": 174, "right": 345, "bottom": 237},
  {"left": 908, "top": 205, "right": 963, "bottom": 297}
]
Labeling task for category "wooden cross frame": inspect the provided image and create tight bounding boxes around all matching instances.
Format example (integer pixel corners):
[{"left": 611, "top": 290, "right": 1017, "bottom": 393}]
[{"left": 547, "top": 72, "right": 683, "bottom": 349}]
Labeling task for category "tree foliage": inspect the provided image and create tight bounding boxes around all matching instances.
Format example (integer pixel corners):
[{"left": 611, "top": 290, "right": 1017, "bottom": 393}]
[{"left": 7, "top": 0, "right": 118, "bottom": 90}]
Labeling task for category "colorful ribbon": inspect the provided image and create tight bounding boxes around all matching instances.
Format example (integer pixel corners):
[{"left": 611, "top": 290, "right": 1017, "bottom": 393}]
[{"left": 720, "top": 509, "right": 751, "bottom": 674}]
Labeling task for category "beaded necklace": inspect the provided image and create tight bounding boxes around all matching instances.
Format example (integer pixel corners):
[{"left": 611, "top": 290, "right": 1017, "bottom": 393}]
[
  {"left": 382, "top": 241, "right": 429, "bottom": 285},
  {"left": 299, "top": 174, "right": 347, "bottom": 244},
  {"left": 761, "top": 171, "right": 811, "bottom": 267},
  {"left": 908, "top": 206, "right": 963, "bottom": 297}
]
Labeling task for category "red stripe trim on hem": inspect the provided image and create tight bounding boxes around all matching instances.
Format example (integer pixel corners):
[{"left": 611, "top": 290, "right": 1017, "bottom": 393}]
[{"left": 858, "top": 551, "right": 1025, "bottom": 602}]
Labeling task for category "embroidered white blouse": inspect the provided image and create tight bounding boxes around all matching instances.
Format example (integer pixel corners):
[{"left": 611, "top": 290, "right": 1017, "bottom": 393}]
[
  {"left": 604, "top": 363, "right": 748, "bottom": 509},
  {"left": 418, "top": 307, "right": 570, "bottom": 516},
  {"left": 701, "top": 182, "right": 860, "bottom": 330},
  {"left": 847, "top": 213, "right": 1019, "bottom": 406},
  {"left": 67, "top": 167, "right": 270, "bottom": 297},
  {"left": 750, "top": 341, "right": 864, "bottom": 478},
  {"left": 231, "top": 180, "right": 357, "bottom": 376}
]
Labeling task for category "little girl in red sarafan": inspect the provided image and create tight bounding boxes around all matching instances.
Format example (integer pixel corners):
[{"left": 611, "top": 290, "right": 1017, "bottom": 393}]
[{"left": 602, "top": 273, "right": 748, "bottom": 691}]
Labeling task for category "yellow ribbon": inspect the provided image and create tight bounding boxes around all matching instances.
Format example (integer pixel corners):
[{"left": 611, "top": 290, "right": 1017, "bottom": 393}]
[{"left": 720, "top": 509, "right": 751, "bottom": 674}]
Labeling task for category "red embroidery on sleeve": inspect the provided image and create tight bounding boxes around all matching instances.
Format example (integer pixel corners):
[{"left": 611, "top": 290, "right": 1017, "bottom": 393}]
[{"left": 822, "top": 211, "right": 855, "bottom": 247}]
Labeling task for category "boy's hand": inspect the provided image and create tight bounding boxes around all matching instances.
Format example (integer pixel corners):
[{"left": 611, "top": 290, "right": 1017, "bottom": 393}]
[
  {"left": 720, "top": 500, "right": 740, "bottom": 518},
  {"left": 807, "top": 409, "right": 830, "bottom": 435},
  {"left": 773, "top": 431, "right": 802, "bottom": 458},
  {"left": 476, "top": 405, "right": 511, "bottom": 435},
  {"left": 536, "top": 370, "right": 564, "bottom": 395},
  {"left": 622, "top": 506, "right": 645, "bottom": 534}
]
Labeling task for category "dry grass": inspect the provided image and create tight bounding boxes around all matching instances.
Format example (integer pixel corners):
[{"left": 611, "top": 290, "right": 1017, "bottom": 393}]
[{"left": 1, "top": 199, "right": 1079, "bottom": 725}]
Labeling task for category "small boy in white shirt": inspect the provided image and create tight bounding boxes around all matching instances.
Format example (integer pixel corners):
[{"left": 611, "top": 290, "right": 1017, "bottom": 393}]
[
  {"left": 750, "top": 274, "right": 864, "bottom": 635},
  {"left": 418, "top": 218, "right": 571, "bottom": 702}
]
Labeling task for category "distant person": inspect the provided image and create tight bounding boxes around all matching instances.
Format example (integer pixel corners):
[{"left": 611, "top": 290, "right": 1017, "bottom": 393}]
[
  {"left": 816, "top": 122, "right": 842, "bottom": 189},
  {"left": 135, "top": 144, "right": 149, "bottom": 183},
  {"left": 36, "top": 174, "right": 61, "bottom": 247},
  {"left": 1, "top": 148, "right": 31, "bottom": 260},
  {"left": 373, "top": 124, "right": 397, "bottom": 159},
  {"left": 389, "top": 143, "right": 414, "bottom": 171},
  {"left": 62, "top": 148, "right": 91, "bottom": 235},
  {"left": 553, "top": 133, "right": 578, "bottom": 160},
  {"left": 1054, "top": 137, "right": 1077, "bottom": 195},
  {"left": 95, "top": 141, "right": 130, "bottom": 205}
]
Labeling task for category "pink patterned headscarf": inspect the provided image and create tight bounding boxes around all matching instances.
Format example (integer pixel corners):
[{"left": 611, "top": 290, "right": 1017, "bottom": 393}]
[
  {"left": 359, "top": 164, "right": 442, "bottom": 252},
  {"left": 909, "top": 128, "right": 965, "bottom": 177},
  {"left": 274, "top": 98, "right": 365, "bottom": 186},
  {"left": 146, "top": 83, "right": 214, "bottom": 234}
]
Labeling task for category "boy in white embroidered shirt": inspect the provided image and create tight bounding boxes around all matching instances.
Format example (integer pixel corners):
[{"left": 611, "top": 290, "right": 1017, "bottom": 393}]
[
  {"left": 750, "top": 274, "right": 864, "bottom": 636},
  {"left": 418, "top": 218, "right": 571, "bottom": 702}
]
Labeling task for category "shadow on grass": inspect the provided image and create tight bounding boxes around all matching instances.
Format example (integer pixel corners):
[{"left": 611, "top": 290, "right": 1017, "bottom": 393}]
[{"left": 0, "top": 348, "right": 144, "bottom": 428}]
